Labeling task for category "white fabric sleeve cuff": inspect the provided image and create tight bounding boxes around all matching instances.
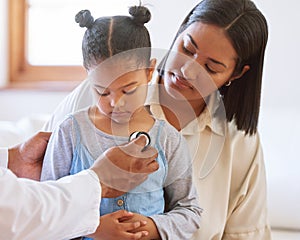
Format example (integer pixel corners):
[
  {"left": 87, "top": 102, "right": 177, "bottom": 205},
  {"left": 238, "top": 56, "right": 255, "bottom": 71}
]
[
  {"left": 85, "top": 169, "right": 101, "bottom": 184},
  {"left": 0, "top": 147, "right": 8, "bottom": 168}
]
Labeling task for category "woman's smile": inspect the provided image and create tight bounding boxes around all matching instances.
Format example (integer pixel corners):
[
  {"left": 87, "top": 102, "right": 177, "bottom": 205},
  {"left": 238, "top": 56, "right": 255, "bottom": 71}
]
[{"left": 171, "top": 73, "right": 193, "bottom": 90}]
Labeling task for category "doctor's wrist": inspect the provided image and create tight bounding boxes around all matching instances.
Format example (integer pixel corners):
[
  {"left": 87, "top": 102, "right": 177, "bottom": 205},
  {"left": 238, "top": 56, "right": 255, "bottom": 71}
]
[{"left": 8, "top": 145, "right": 22, "bottom": 175}]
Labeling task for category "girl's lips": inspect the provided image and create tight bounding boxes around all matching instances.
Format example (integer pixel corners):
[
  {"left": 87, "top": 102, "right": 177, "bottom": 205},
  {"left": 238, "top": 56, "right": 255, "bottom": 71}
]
[
  {"left": 171, "top": 74, "right": 193, "bottom": 89},
  {"left": 111, "top": 111, "right": 131, "bottom": 118}
]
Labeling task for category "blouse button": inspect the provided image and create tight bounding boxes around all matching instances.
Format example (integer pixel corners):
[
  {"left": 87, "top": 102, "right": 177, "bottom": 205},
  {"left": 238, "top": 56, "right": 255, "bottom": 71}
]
[{"left": 117, "top": 199, "right": 124, "bottom": 206}]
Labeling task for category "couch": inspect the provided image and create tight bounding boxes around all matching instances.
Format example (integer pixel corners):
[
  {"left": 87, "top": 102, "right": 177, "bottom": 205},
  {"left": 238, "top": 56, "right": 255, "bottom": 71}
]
[{"left": 1, "top": 114, "right": 299, "bottom": 239}]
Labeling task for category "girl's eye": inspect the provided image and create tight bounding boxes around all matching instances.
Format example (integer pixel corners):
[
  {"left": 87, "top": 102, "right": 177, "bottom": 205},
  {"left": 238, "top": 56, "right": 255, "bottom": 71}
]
[
  {"left": 94, "top": 88, "right": 109, "bottom": 96},
  {"left": 123, "top": 87, "right": 137, "bottom": 95},
  {"left": 99, "top": 92, "right": 109, "bottom": 96}
]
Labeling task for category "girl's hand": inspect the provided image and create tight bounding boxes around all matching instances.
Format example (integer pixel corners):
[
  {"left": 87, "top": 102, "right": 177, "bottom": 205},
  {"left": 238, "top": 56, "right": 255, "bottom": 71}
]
[
  {"left": 86, "top": 210, "right": 148, "bottom": 240},
  {"left": 121, "top": 213, "right": 161, "bottom": 240}
]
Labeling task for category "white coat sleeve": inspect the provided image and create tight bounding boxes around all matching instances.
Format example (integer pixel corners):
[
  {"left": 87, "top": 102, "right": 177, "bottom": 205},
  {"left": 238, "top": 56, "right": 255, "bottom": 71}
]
[
  {"left": 0, "top": 147, "right": 8, "bottom": 168},
  {"left": 0, "top": 167, "right": 101, "bottom": 240}
]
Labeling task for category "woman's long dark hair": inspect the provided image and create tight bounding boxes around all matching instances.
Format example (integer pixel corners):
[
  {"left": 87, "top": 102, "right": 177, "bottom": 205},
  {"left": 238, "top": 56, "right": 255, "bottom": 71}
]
[{"left": 160, "top": 0, "right": 268, "bottom": 135}]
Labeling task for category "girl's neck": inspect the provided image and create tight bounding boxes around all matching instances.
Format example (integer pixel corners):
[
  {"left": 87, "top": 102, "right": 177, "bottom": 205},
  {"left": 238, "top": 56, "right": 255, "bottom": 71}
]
[
  {"left": 89, "top": 106, "right": 155, "bottom": 136},
  {"left": 159, "top": 82, "right": 206, "bottom": 131}
]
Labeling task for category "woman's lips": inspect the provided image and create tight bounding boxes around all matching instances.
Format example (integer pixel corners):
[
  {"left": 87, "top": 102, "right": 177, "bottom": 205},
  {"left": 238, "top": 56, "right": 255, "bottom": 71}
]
[{"left": 171, "top": 74, "right": 193, "bottom": 89}]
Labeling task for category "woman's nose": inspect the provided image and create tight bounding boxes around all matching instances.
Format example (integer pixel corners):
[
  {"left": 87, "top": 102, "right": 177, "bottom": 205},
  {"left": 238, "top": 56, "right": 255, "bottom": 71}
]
[{"left": 180, "top": 60, "right": 201, "bottom": 80}]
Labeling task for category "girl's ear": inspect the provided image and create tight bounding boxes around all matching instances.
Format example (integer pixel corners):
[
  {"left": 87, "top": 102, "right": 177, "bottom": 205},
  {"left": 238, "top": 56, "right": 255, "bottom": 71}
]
[
  {"left": 147, "top": 58, "right": 157, "bottom": 83},
  {"left": 230, "top": 65, "right": 250, "bottom": 82}
]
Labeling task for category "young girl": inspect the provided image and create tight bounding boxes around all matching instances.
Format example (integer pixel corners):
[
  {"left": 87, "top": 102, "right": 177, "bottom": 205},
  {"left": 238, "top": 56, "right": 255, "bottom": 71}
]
[{"left": 41, "top": 5, "right": 202, "bottom": 240}]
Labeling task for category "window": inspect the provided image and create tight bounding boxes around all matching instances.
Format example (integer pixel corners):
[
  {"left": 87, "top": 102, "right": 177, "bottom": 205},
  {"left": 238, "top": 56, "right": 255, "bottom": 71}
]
[{"left": 9, "top": 0, "right": 137, "bottom": 89}]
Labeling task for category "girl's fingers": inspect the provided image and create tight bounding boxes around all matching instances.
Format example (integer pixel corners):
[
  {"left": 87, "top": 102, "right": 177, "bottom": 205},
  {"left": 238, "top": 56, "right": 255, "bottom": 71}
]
[
  {"left": 121, "top": 220, "right": 147, "bottom": 232},
  {"left": 122, "top": 230, "right": 149, "bottom": 240},
  {"left": 111, "top": 210, "right": 134, "bottom": 219}
]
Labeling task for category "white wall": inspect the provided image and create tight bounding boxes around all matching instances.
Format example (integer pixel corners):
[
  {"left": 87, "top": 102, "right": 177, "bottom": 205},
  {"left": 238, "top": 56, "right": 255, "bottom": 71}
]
[
  {"left": 253, "top": 0, "right": 300, "bottom": 167},
  {"left": 0, "top": 90, "right": 68, "bottom": 121},
  {"left": 254, "top": 0, "right": 300, "bottom": 109},
  {"left": 0, "top": 0, "right": 8, "bottom": 87},
  {"left": 0, "top": 0, "right": 300, "bottom": 130}
]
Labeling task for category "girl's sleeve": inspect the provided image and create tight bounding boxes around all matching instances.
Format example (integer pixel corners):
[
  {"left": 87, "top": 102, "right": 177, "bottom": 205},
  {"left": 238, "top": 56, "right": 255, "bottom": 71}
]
[
  {"left": 150, "top": 124, "right": 203, "bottom": 239},
  {"left": 40, "top": 116, "right": 75, "bottom": 181}
]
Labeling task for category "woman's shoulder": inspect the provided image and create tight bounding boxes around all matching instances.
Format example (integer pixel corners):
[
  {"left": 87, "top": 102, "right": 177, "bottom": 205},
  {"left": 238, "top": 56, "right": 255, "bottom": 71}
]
[{"left": 226, "top": 119, "right": 261, "bottom": 148}]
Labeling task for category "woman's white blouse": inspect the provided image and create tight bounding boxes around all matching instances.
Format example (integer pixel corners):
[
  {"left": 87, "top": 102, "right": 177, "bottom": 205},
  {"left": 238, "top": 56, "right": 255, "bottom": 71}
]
[{"left": 147, "top": 83, "right": 271, "bottom": 239}]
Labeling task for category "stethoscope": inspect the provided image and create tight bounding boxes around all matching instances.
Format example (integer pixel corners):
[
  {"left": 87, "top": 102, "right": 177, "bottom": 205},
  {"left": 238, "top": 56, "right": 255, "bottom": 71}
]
[{"left": 128, "top": 131, "right": 151, "bottom": 150}]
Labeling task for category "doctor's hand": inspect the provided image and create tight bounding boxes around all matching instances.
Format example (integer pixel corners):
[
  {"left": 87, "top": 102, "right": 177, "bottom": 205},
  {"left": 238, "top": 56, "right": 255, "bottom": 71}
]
[
  {"left": 8, "top": 131, "right": 51, "bottom": 180},
  {"left": 90, "top": 135, "right": 159, "bottom": 198}
]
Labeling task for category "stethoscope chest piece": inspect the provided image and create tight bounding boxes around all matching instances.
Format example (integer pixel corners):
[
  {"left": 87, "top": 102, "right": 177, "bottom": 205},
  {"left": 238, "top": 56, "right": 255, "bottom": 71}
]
[{"left": 129, "top": 131, "right": 151, "bottom": 149}]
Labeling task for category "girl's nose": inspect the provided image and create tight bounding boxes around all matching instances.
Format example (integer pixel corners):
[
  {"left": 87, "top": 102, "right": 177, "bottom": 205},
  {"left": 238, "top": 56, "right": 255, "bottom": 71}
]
[{"left": 110, "top": 95, "right": 125, "bottom": 108}]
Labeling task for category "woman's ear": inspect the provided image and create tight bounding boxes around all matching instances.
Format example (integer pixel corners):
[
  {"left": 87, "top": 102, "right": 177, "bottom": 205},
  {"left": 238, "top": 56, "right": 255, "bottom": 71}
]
[
  {"left": 230, "top": 65, "right": 250, "bottom": 82},
  {"left": 147, "top": 58, "right": 157, "bottom": 83}
]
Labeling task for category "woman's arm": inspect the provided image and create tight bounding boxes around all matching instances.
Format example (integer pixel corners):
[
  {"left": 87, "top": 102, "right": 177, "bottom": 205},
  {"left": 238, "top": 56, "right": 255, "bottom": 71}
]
[
  {"left": 149, "top": 128, "right": 202, "bottom": 239},
  {"left": 223, "top": 133, "right": 271, "bottom": 239}
]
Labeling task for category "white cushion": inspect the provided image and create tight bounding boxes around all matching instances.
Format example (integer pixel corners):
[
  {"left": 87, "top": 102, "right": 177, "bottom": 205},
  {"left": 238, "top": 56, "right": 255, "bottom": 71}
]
[{"left": 0, "top": 114, "right": 49, "bottom": 148}]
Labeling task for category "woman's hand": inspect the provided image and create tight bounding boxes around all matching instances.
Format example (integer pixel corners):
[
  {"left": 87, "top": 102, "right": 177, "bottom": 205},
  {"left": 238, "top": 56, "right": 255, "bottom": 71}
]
[{"left": 86, "top": 210, "right": 149, "bottom": 240}]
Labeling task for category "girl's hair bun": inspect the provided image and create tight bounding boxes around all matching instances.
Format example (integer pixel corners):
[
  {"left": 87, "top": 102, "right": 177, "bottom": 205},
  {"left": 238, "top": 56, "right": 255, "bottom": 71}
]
[
  {"left": 75, "top": 10, "right": 94, "bottom": 29},
  {"left": 129, "top": 5, "right": 151, "bottom": 26}
]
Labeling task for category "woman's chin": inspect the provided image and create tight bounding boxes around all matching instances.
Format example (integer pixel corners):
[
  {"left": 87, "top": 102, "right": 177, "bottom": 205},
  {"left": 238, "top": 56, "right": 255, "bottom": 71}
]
[{"left": 164, "top": 84, "right": 204, "bottom": 102}]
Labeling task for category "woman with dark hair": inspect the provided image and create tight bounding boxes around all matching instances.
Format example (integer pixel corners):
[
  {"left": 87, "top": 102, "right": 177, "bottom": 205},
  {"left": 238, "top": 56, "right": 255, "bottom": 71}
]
[
  {"left": 43, "top": 0, "right": 270, "bottom": 239},
  {"left": 143, "top": 0, "right": 270, "bottom": 239}
]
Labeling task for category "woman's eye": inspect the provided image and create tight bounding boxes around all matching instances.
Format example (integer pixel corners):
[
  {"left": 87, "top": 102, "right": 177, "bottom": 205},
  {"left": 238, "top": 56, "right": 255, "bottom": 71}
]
[
  {"left": 205, "top": 64, "right": 217, "bottom": 74},
  {"left": 182, "top": 45, "right": 194, "bottom": 56},
  {"left": 123, "top": 87, "right": 137, "bottom": 95}
]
